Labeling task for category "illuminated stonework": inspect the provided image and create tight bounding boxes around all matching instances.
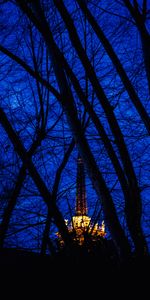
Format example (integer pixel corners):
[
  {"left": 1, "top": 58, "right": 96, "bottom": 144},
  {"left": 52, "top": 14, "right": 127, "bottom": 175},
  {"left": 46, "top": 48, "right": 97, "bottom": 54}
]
[
  {"left": 57, "top": 215, "right": 106, "bottom": 246},
  {"left": 67, "top": 216, "right": 106, "bottom": 245},
  {"left": 72, "top": 215, "right": 91, "bottom": 229}
]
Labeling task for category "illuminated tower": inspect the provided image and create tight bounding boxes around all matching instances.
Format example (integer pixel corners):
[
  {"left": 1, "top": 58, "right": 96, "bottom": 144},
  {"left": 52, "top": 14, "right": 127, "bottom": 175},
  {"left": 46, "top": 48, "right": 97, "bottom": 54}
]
[
  {"left": 76, "top": 153, "right": 87, "bottom": 216},
  {"left": 72, "top": 155, "right": 91, "bottom": 236},
  {"left": 71, "top": 153, "right": 106, "bottom": 245},
  {"left": 56, "top": 153, "right": 106, "bottom": 246}
]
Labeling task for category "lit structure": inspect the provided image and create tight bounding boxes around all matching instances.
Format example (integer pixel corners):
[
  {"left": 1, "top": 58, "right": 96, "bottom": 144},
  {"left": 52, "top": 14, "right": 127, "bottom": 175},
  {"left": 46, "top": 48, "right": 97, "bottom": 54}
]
[{"left": 57, "top": 154, "right": 106, "bottom": 246}]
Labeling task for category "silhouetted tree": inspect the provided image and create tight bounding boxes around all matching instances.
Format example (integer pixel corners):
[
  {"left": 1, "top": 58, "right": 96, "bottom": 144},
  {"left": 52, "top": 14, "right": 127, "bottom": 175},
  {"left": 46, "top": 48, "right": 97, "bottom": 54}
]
[{"left": 0, "top": 0, "right": 149, "bottom": 260}]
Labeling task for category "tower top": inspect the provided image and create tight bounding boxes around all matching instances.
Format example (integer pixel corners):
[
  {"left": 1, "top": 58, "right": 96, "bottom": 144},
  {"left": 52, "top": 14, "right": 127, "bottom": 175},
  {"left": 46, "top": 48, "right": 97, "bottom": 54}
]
[{"left": 75, "top": 153, "right": 87, "bottom": 216}]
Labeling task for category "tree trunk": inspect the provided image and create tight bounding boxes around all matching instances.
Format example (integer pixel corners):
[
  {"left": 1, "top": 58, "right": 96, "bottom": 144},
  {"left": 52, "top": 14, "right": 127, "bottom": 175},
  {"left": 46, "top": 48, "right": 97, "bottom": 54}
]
[
  {"left": 0, "top": 166, "right": 26, "bottom": 248},
  {"left": 76, "top": 0, "right": 150, "bottom": 134},
  {"left": 16, "top": 0, "right": 132, "bottom": 258},
  {"left": 123, "top": 0, "right": 150, "bottom": 93},
  {"left": 53, "top": 0, "right": 148, "bottom": 255},
  {"left": 0, "top": 133, "right": 45, "bottom": 248},
  {"left": 0, "top": 107, "right": 72, "bottom": 247}
]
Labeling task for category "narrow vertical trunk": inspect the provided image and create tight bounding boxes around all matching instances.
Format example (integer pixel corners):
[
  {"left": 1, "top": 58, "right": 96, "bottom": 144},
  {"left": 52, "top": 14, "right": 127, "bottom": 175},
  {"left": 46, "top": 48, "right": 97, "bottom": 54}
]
[
  {"left": 76, "top": 0, "right": 150, "bottom": 134},
  {"left": 53, "top": 0, "right": 148, "bottom": 255},
  {"left": 0, "top": 131, "right": 44, "bottom": 248},
  {"left": 0, "top": 166, "right": 26, "bottom": 248},
  {"left": 41, "top": 213, "right": 52, "bottom": 255},
  {"left": 123, "top": 0, "right": 150, "bottom": 93},
  {"left": 17, "top": 1, "right": 132, "bottom": 258},
  {"left": 0, "top": 107, "right": 72, "bottom": 247}
]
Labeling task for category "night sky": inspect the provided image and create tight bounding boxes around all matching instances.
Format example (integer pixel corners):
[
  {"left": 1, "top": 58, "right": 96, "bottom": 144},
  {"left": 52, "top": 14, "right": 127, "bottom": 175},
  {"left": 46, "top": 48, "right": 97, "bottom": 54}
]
[{"left": 0, "top": 0, "right": 149, "bottom": 269}]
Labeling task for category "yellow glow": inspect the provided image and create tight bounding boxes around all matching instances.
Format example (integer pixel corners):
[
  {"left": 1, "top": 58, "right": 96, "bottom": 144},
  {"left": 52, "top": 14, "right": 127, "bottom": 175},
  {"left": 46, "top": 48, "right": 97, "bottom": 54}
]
[
  {"left": 56, "top": 215, "right": 106, "bottom": 246},
  {"left": 72, "top": 215, "right": 91, "bottom": 229},
  {"left": 65, "top": 219, "right": 68, "bottom": 225},
  {"left": 101, "top": 220, "right": 105, "bottom": 233}
]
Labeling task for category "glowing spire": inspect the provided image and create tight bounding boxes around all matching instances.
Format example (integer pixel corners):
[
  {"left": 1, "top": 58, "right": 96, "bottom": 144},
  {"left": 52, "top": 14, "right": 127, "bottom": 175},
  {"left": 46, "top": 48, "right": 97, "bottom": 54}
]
[
  {"left": 56, "top": 153, "right": 106, "bottom": 247},
  {"left": 75, "top": 153, "right": 87, "bottom": 216}
]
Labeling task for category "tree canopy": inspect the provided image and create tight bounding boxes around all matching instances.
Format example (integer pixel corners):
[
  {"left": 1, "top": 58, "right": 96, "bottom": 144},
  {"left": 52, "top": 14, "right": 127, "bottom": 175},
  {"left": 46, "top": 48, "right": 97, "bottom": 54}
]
[{"left": 0, "top": 0, "right": 149, "bottom": 262}]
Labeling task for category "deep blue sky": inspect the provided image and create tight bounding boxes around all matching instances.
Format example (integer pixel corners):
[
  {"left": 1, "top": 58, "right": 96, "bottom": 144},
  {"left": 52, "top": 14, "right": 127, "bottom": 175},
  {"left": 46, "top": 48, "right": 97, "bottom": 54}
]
[{"left": 0, "top": 0, "right": 149, "bottom": 252}]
